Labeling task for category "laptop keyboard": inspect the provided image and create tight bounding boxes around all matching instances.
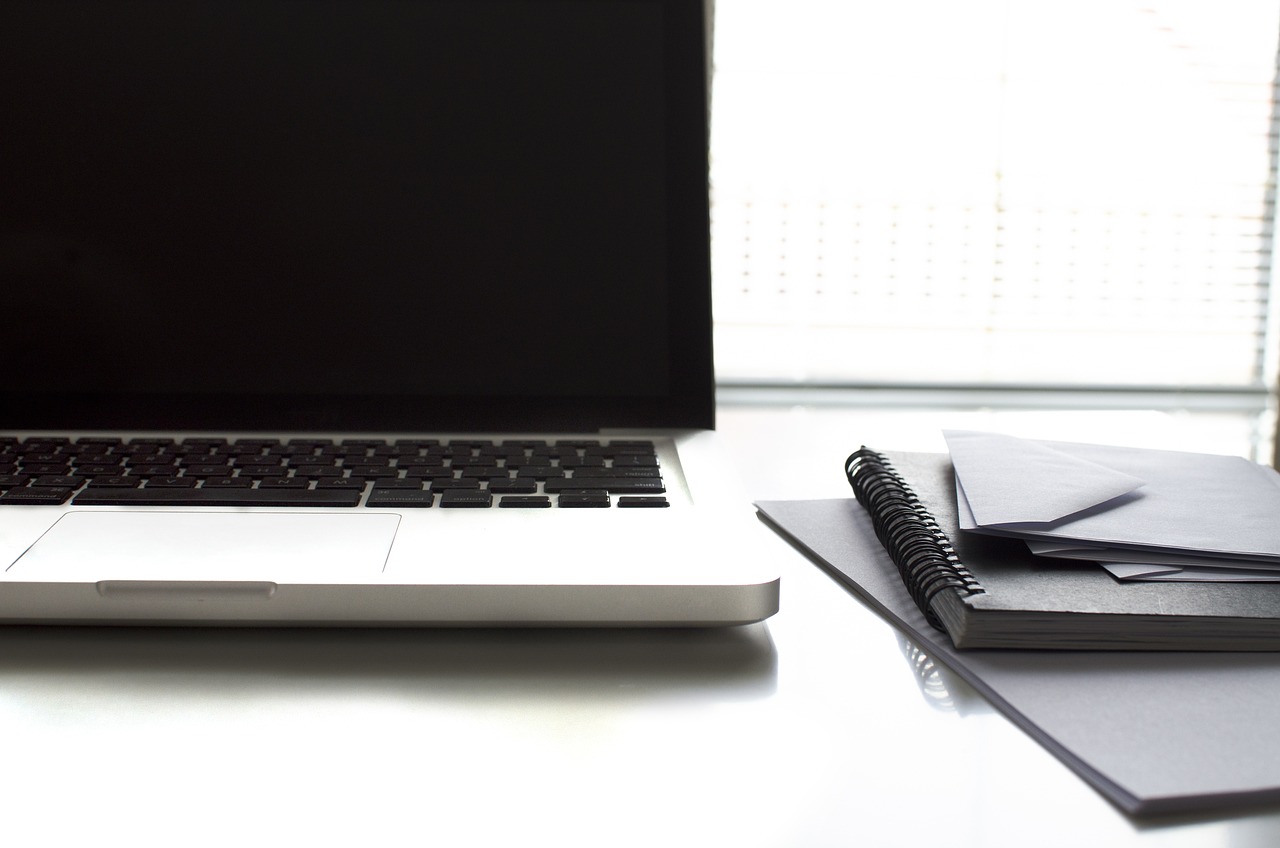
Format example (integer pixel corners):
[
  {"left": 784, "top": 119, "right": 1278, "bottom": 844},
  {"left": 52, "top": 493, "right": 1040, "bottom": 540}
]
[{"left": 0, "top": 437, "right": 669, "bottom": 509}]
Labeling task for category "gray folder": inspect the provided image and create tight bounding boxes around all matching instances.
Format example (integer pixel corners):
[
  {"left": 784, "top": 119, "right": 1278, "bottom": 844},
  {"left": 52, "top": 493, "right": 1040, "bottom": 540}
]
[{"left": 756, "top": 496, "right": 1280, "bottom": 816}]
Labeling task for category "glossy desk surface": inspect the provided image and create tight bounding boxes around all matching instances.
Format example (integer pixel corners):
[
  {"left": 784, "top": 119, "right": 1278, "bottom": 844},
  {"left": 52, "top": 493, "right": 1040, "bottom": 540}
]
[{"left": 3, "top": 404, "right": 1276, "bottom": 846}]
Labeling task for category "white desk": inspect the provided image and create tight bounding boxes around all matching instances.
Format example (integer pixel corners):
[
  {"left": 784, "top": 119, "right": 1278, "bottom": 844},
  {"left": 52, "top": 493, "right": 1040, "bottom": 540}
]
[{"left": 1, "top": 404, "right": 1275, "bottom": 846}]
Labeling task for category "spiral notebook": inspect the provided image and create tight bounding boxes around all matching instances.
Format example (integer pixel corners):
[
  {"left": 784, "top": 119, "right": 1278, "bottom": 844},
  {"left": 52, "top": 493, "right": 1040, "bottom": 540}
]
[{"left": 838, "top": 449, "right": 1280, "bottom": 650}]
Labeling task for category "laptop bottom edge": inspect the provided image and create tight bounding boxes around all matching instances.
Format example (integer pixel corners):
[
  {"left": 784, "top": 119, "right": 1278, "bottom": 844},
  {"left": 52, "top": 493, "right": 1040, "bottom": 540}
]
[{"left": 0, "top": 579, "right": 782, "bottom": 628}]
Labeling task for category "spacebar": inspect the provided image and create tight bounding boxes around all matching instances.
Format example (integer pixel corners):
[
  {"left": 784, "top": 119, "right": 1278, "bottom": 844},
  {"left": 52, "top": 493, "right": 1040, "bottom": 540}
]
[{"left": 72, "top": 488, "right": 363, "bottom": 507}]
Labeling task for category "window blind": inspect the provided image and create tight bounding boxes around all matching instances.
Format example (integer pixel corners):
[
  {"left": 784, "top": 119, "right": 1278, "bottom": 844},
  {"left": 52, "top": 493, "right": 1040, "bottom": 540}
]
[{"left": 710, "top": 0, "right": 1280, "bottom": 392}]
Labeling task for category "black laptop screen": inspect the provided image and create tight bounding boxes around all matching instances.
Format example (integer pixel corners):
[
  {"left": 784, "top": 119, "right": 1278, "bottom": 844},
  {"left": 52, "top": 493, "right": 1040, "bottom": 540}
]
[{"left": 0, "top": 0, "right": 713, "bottom": 431}]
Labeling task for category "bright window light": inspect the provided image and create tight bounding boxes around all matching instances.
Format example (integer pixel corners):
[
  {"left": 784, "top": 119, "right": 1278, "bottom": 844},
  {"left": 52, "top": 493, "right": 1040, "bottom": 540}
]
[{"left": 710, "top": 1, "right": 1280, "bottom": 391}]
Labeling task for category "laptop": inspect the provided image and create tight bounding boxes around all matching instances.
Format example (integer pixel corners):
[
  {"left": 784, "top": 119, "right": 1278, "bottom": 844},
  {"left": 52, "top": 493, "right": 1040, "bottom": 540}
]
[{"left": 0, "top": 0, "right": 780, "bottom": 626}]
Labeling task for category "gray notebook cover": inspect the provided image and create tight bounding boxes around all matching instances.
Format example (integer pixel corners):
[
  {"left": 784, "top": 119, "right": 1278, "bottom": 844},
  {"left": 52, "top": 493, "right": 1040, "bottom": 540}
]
[{"left": 756, "top": 496, "right": 1280, "bottom": 816}]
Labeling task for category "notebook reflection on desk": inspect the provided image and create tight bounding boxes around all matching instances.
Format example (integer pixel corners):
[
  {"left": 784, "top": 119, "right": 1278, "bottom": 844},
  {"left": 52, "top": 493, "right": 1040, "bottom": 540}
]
[{"left": 895, "top": 634, "right": 984, "bottom": 716}]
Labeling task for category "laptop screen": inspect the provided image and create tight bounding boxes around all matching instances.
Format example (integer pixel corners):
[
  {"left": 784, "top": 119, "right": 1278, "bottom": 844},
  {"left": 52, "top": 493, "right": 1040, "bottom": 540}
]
[{"left": 0, "top": 0, "right": 713, "bottom": 432}]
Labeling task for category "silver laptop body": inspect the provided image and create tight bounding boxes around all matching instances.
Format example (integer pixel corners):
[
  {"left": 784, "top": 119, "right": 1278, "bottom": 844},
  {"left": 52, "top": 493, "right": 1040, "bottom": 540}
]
[{"left": 0, "top": 0, "right": 779, "bottom": 626}]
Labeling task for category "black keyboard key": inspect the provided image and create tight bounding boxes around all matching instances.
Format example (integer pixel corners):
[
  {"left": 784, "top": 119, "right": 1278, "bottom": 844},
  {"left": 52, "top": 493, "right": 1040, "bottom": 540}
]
[
  {"left": 23, "top": 452, "right": 67, "bottom": 465},
  {"left": 548, "top": 477, "right": 665, "bottom": 494},
  {"left": 609, "top": 455, "right": 659, "bottom": 467},
  {"left": 345, "top": 466, "right": 399, "bottom": 480},
  {"left": 601, "top": 479, "right": 666, "bottom": 494},
  {"left": 277, "top": 445, "right": 322, "bottom": 459},
  {"left": 617, "top": 496, "right": 670, "bottom": 508},
  {"left": 558, "top": 493, "right": 610, "bottom": 508},
  {"left": 439, "top": 491, "right": 493, "bottom": 508},
  {"left": 180, "top": 438, "right": 228, "bottom": 449},
  {"left": 184, "top": 464, "right": 234, "bottom": 478},
  {"left": 499, "top": 496, "right": 551, "bottom": 508},
  {"left": 75, "top": 463, "right": 126, "bottom": 476},
  {"left": 571, "top": 467, "right": 661, "bottom": 479},
  {"left": 397, "top": 456, "right": 446, "bottom": 468},
  {"left": 22, "top": 463, "right": 71, "bottom": 476},
  {"left": 452, "top": 456, "right": 497, "bottom": 468},
  {"left": 294, "top": 465, "right": 345, "bottom": 479},
  {"left": 232, "top": 451, "right": 282, "bottom": 464},
  {"left": 128, "top": 437, "right": 175, "bottom": 448},
  {"left": 32, "top": 475, "right": 84, "bottom": 489},
  {"left": 504, "top": 455, "right": 551, "bottom": 469},
  {"left": 461, "top": 468, "right": 509, "bottom": 481},
  {"left": 125, "top": 451, "right": 173, "bottom": 464},
  {"left": 488, "top": 479, "right": 538, "bottom": 494},
  {"left": 431, "top": 478, "right": 482, "bottom": 492},
  {"left": 343, "top": 455, "right": 391, "bottom": 468},
  {"left": 541, "top": 478, "right": 578, "bottom": 494},
  {"left": 85, "top": 476, "right": 142, "bottom": 488},
  {"left": 73, "top": 487, "right": 361, "bottom": 507},
  {"left": 545, "top": 481, "right": 665, "bottom": 494},
  {"left": 371, "top": 478, "right": 424, "bottom": 490},
  {"left": 597, "top": 442, "right": 657, "bottom": 457},
  {"left": 315, "top": 477, "right": 366, "bottom": 490},
  {"left": 202, "top": 476, "right": 255, "bottom": 488},
  {"left": 258, "top": 477, "right": 310, "bottom": 489},
  {"left": 516, "top": 467, "right": 564, "bottom": 480},
  {"left": 235, "top": 465, "right": 285, "bottom": 479},
  {"left": 128, "top": 464, "right": 177, "bottom": 477},
  {"left": 0, "top": 486, "right": 74, "bottom": 505},
  {"left": 145, "top": 476, "right": 199, "bottom": 488},
  {"left": 403, "top": 467, "right": 455, "bottom": 481},
  {"left": 365, "top": 490, "right": 434, "bottom": 508},
  {"left": 559, "top": 456, "right": 606, "bottom": 469},
  {"left": 76, "top": 437, "right": 124, "bottom": 448},
  {"left": 20, "top": 438, "right": 70, "bottom": 452}
]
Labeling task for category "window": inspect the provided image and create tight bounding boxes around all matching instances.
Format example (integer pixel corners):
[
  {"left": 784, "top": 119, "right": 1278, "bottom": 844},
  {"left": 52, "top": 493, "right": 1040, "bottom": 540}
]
[{"left": 711, "top": 1, "right": 1280, "bottom": 400}]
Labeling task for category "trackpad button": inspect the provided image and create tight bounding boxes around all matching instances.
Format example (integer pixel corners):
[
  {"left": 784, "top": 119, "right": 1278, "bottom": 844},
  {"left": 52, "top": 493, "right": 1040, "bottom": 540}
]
[{"left": 9, "top": 511, "right": 400, "bottom": 582}]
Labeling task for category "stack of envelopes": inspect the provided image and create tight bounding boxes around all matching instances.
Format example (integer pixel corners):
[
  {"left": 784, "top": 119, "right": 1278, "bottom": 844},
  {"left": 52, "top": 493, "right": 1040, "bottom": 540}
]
[{"left": 945, "top": 430, "right": 1280, "bottom": 582}]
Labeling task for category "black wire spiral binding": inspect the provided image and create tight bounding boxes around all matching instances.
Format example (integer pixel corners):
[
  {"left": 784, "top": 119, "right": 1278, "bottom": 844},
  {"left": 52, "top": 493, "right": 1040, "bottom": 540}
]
[{"left": 845, "top": 447, "right": 984, "bottom": 631}]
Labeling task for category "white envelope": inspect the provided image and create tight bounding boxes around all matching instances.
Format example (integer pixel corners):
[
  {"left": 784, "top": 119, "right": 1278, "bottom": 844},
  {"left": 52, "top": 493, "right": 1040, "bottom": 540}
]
[
  {"left": 944, "top": 430, "right": 1280, "bottom": 565},
  {"left": 1101, "top": 562, "right": 1280, "bottom": 582},
  {"left": 943, "top": 429, "right": 1143, "bottom": 526}
]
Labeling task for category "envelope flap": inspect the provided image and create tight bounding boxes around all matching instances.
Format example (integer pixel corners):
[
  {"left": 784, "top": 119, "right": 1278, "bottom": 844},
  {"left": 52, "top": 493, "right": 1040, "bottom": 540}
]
[{"left": 943, "top": 430, "right": 1145, "bottom": 526}]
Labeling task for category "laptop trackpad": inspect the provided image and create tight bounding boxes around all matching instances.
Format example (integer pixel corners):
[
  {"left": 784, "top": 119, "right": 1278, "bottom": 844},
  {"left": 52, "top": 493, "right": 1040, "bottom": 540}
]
[{"left": 9, "top": 511, "right": 401, "bottom": 582}]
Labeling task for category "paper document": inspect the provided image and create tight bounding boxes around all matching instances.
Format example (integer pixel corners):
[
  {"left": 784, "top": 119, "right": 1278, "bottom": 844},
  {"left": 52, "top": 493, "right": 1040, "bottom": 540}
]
[
  {"left": 1030, "top": 543, "right": 1280, "bottom": 581},
  {"left": 1102, "top": 562, "right": 1280, "bottom": 582},
  {"left": 944, "top": 430, "right": 1280, "bottom": 580}
]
